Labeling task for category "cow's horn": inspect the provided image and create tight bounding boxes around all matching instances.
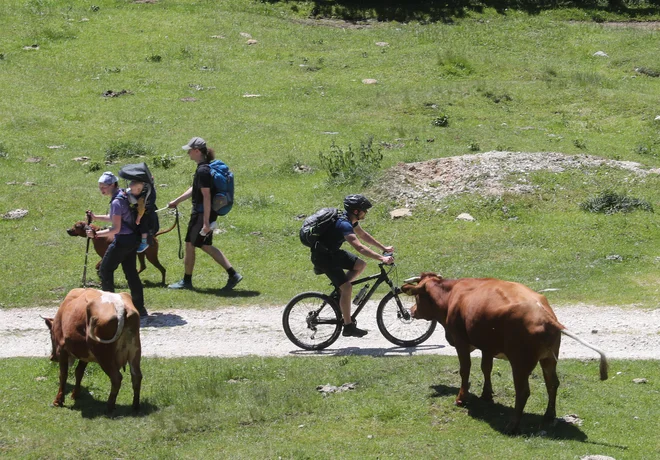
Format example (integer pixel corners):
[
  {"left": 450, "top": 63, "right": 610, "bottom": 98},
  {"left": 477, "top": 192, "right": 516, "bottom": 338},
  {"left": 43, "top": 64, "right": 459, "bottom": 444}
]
[{"left": 403, "top": 276, "right": 421, "bottom": 284}]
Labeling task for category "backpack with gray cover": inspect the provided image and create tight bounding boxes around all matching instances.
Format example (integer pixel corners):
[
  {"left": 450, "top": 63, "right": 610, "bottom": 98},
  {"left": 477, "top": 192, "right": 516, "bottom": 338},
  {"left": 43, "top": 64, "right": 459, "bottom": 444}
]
[{"left": 299, "top": 207, "right": 339, "bottom": 250}]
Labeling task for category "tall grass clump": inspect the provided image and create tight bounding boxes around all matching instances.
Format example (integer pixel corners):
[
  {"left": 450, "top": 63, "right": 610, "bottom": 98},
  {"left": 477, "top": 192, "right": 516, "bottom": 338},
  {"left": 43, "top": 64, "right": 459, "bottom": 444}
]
[
  {"left": 104, "top": 140, "right": 155, "bottom": 163},
  {"left": 437, "top": 50, "right": 474, "bottom": 77},
  {"left": 318, "top": 137, "right": 383, "bottom": 186},
  {"left": 580, "top": 190, "right": 654, "bottom": 214}
]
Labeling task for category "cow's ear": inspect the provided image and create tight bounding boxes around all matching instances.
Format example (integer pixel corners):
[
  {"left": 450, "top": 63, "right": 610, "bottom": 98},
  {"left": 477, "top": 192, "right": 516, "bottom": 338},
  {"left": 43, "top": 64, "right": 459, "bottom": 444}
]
[
  {"left": 401, "top": 283, "right": 424, "bottom": 296},
  {"left": 43, "top": 317, "right": 53, "bottom": 330}
]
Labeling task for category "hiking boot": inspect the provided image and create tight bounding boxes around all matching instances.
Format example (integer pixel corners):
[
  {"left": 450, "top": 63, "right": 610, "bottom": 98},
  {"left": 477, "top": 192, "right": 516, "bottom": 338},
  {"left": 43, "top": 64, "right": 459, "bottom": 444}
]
[
  {"left": 222, "top": 273, "right": 243, "bottom": 291},
  {"left": 342, "top": 322, "right": 368, "bottom": 338},
  {"left": 168, "top": 279, "right": 193, "bottom": 290},
  {"left": 137, "top": 242, "right": 149, "bottom": 254}
]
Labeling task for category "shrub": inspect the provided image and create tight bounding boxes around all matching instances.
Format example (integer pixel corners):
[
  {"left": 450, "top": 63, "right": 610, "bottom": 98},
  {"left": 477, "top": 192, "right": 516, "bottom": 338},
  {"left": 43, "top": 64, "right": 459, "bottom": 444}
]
[
  {"left": 151, "top": 154, "right": 175, "bottom": 169},
  {"left": 0, "top": 142, "right": 8, "bottom": 158},
  {"left": 580, "top": 190, "right": 653, "bottom": 214},
  {"left": 86, "top": 161, "right": 102, "bottom": 172},
  {"left": 104, "top": 140, "right": 154, "bottom": 163},
  {"left": 432, "top": 115, "right": 449, "bottom": 127},
  {"left": 318, "top": 137, "right": 383, "bottom": 186}
]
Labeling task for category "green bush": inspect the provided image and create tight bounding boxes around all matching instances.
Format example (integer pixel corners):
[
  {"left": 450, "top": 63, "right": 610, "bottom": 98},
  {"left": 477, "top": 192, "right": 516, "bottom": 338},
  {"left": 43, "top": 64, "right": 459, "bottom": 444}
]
[
  {"left": 104, "top": 140, "right": 154, "bottom": 163},
  {"left": 151, "top": 154, "right": 175, "bottom": 169},
  {"left": 580, "top": 190, "right": 654, "bottom": 214},
  {"left": 318, "top": 137, "right": 383, "bottom": 186},
  {"left": 85, "top": 161, "right": 102, "bottom": 172}
]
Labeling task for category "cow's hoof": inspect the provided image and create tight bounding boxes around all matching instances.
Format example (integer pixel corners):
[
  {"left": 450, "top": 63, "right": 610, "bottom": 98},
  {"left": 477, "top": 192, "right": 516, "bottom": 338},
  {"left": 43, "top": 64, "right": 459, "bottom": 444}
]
[
  {"left": 52, "top": 400, "right": 64, "bottom": 407},
  {"left": 480, "top": 394, "right": 494, "bottom": 403}
]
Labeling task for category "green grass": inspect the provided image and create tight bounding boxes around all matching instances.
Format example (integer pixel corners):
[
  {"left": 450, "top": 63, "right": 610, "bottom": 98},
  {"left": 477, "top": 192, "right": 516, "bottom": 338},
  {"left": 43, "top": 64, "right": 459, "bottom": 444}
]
[
  {"left": 0, "top": 0, "right": 659, "bottom": 310},
  {"left": 1, "top": 355, "right": 658, "bottom": 458}
]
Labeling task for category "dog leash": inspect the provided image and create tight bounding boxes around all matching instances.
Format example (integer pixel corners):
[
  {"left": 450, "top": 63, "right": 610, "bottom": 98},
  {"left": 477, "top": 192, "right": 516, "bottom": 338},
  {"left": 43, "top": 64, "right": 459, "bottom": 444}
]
[
  {"left": 81, "top": 211, "right": 93, "bottom": 287},
  {"left": 174, "top": 208, "right": 183, "bottom": 260}
]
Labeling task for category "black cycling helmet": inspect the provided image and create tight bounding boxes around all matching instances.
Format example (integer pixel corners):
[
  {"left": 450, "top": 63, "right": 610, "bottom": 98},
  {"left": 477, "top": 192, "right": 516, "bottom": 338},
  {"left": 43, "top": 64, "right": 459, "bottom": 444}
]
[{"left": 343, "top": 194, "right": 373, "bottom": 213}]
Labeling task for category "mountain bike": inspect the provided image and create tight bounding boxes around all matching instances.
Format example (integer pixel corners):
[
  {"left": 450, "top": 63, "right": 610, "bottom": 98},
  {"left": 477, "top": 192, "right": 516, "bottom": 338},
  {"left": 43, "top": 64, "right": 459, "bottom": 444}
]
[{"left": 282, "top": 258, "right": 437, "bottom": 350}]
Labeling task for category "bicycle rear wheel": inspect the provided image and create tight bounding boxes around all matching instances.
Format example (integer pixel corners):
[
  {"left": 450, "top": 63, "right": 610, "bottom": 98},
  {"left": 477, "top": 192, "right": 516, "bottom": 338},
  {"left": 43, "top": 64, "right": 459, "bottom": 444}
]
[
  {"left": 376, "top": 291, "right": 437, "bottom": 347},
  {"left": 282, "top": 292, "right": 342, "bottom": 350}
]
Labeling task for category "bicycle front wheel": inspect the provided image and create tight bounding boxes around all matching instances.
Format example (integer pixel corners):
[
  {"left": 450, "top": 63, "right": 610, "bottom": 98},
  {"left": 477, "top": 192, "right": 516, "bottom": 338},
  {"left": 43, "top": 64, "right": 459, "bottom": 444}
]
[
  {"left": 376, "top": 291, "right": 437, "bottom": 347},
  {"left": 282, "top": 292, "right": 342, "bottom": 350}
]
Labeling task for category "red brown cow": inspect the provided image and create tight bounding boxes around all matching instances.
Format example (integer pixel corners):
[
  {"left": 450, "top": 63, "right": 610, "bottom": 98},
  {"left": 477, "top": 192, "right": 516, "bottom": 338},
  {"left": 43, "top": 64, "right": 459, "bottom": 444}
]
[
  {"left": 44, "top": 288, "right": 142, "bottom": 412},
  {"left": 402, "top": 273, "right": 608, "bottom": 433}
]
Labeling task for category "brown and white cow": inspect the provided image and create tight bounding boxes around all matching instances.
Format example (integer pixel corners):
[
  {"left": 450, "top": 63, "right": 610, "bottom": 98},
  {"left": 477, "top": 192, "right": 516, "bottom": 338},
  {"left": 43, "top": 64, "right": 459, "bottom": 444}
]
[
  {"left": 44, "top": 288, "right": 142, "bottom": 412},
  {"left": 402, "top": 273, "right": 607, "bottom": 433}
]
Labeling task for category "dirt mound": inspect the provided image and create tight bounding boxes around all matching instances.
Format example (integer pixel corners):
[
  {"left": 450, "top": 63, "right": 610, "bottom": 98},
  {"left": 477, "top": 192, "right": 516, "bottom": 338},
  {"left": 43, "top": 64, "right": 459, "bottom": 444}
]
[{"left": 376, "top": 151, "right": 658, "bottom": 208}]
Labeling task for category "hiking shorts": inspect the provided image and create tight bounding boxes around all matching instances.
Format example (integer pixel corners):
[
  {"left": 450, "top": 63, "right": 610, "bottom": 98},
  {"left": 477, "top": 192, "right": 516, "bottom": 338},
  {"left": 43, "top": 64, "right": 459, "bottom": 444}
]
[
  {"left": 185, "top": 212, "right": 216, "bottom": 248},
  {"left": 311, "top": 249, "right": 359, "bottom": 288}
]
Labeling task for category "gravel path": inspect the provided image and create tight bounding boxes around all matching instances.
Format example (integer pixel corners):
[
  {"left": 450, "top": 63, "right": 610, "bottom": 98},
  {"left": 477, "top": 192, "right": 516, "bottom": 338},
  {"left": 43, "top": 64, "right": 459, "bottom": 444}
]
[{"left": 2, "top": 302, "right": 659, "bottom": 360}]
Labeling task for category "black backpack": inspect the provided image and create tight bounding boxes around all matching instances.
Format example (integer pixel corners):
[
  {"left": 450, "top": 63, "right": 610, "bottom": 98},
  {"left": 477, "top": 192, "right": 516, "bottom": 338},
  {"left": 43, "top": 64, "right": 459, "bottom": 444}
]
[{"left": 299, "top": 208, "right": 339, "bottom": 250}]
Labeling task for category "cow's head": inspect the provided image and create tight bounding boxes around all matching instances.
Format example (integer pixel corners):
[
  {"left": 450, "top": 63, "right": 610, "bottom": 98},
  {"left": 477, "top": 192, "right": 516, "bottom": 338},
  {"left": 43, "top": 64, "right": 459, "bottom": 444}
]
[
  {"left": 401, "top": 272, "right": 448, "bottom": 323},
  {"left": 43, "top": 317, "right": 59, "bottom": 361}
]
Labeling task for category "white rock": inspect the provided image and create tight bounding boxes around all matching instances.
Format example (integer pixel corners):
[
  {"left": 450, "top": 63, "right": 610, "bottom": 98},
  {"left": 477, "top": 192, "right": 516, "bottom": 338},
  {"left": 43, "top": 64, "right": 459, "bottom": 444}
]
[
  {"left": 390, "top": 208, "right": 412, "bottom": 219},
  {"left": 654, "top": 115, "right": 660, "bottom": 122},
  {"left": 593, "top": 51, "right": 608, "bottom": 57},
  {"left": 362, "top": 79, "right": 378, "bottom": 85},
  {"left": 456, "top": 213, "right": 475, "bottom": 221}
]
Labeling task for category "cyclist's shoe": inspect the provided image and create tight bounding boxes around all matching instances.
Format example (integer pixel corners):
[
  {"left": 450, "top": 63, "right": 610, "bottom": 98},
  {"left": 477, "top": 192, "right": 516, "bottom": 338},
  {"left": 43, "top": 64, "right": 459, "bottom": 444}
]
[
  {"left": 342, "top": 322, "right": 368, "bottom": 338},
  {"left": 222, "top": 273, "right": 243, "bottom": 291},
  {"left": 168, "top": 279, "right": 193, "bottom": 290}
]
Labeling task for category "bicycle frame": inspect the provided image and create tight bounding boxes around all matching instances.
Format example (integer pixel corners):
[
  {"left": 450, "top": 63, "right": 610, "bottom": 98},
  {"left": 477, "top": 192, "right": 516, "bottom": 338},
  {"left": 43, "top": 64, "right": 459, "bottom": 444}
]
[{"left": 329, "top": 263, "right": 400, "bottom": 322}]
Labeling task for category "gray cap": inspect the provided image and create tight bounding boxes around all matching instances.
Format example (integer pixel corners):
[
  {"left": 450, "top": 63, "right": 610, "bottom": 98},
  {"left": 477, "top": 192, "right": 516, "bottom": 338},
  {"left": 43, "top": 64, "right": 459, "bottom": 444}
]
[
  {"left": 98, "top": 171, "right": 118, "bottom": 185},
  {"left": 182, "top": 137, "right": 206, "bottom": 151}
]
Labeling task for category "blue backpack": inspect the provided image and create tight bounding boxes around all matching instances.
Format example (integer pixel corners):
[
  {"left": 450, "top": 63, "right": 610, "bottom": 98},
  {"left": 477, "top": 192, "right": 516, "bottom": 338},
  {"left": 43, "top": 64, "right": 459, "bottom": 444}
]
[{"left": 208, "top": 159, "right": 234, "bottom": 216}]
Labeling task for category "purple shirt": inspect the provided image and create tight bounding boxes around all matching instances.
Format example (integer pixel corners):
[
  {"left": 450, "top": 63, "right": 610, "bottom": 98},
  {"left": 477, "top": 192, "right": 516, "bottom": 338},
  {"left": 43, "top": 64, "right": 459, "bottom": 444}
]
[{"left": 109, "top": 189, "right": 137, "bottom": 236}]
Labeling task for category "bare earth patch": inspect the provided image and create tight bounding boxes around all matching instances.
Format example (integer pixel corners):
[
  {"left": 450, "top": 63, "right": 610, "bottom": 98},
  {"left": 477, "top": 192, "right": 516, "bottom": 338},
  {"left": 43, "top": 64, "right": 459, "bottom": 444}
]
[{"left": 375, "top": 151, "right": 659, "bottom": 207}]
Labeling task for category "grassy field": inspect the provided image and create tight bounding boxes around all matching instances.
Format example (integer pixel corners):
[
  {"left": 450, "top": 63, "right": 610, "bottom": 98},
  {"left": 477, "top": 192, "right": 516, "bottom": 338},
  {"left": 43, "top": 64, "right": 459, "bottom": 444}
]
[
  {"left": 1, "top": 1, "right": 660, "bottom": 458},
  {"left": 1, "top": 1, "right": 660, "bottom": 309},
  {"left": 1, "top": 355, "right": 659, "bottom": 459}
]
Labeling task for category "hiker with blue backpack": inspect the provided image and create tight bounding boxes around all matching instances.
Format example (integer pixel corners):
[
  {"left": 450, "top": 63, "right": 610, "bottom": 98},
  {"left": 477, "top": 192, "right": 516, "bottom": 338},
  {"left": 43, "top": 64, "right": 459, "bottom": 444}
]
[
  {"left": 300, "top": 194, "right": 394, "bottom": 337},
  {"left": 167, "top": 137, "right": 242, "bottom": 291}
]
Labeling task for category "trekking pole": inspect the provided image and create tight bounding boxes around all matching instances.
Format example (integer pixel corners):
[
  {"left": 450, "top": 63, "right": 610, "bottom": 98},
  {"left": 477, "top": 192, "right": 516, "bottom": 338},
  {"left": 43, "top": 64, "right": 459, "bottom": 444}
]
[{"left": 81, "top": 210, "right": 93, "bottom": 287}]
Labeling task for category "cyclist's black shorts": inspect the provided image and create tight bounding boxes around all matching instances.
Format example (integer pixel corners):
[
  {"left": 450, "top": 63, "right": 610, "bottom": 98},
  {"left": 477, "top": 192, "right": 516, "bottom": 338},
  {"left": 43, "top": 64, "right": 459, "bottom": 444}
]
[{"left": 311, "top": 249, "right": 358, "bottom": 288}]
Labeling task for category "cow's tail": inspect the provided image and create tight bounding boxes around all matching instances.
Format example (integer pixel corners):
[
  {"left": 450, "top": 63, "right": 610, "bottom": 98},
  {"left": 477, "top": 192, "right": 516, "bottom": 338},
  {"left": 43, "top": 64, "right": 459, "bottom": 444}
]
[
  {"left": 560, "top": 328, "right": 608, "bottom": 380},
  {"left": 88, "top": 304, "right": 126, "bottom": 344}
]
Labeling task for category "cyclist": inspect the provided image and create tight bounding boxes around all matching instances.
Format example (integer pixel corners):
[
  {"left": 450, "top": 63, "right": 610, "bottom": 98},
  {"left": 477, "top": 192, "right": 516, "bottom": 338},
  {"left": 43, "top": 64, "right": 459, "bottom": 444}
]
[{"left": 311, "top": 194, "right": 394, "bottom": 337}]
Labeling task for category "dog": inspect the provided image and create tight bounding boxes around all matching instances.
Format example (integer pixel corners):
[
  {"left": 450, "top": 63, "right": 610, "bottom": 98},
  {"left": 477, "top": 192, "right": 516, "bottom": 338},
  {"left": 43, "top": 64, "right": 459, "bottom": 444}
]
[{"left": 67, "top": 221, "right": 174, "bottom": 285}]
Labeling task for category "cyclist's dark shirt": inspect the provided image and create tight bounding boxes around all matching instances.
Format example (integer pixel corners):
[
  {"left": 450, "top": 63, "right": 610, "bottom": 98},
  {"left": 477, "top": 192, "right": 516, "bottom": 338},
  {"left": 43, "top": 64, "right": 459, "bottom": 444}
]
[{"left": 317, "top": 215, "right": 355, "bottom": 252}]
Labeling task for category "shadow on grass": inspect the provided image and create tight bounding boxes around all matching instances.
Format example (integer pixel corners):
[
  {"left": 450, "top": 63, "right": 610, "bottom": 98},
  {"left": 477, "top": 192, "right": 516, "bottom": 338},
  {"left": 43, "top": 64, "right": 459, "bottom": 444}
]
[
  {"left": 429, "top": 383, "right": 628, "bottom": 449},
  {"left": 65, "top": 390, "right": 159, "bottom": 419},
  {"left": 265, "top": 0, "right": 660, "bottom": 22},
  {"left": 289, "top": 343, "right": 446, "bottom": 356},
  {"left": 194, "top": 288, "right": 261, "bottom": 298}
]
